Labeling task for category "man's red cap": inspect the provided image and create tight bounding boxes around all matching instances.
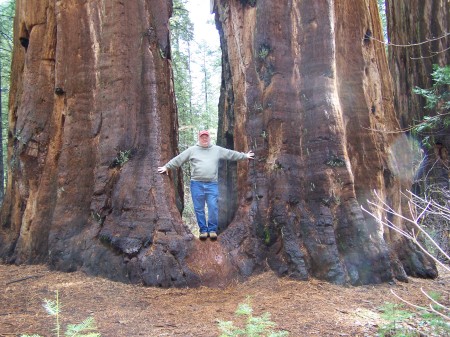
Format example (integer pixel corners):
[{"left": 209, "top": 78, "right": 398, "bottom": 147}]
[{"left": 198, "top": 130, "right": 210, "bottom": 137}]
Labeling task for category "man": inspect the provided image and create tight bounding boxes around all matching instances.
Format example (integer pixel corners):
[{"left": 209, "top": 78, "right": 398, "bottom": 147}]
[{"left": 158, "top": 130, "right": 254, "bottom": 240}]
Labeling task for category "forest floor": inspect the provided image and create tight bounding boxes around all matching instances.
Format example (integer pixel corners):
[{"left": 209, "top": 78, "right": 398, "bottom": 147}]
[{"left": 0, "top": 263, "right": 449, "bottom": 337}]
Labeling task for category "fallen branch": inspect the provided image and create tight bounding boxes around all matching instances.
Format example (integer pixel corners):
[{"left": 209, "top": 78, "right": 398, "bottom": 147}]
[
  {"left": 390, "top": 289, "right": 427, "bottom": 311},
  {"left": 5, "top": 274, "right": 44, "bottom": 285}
]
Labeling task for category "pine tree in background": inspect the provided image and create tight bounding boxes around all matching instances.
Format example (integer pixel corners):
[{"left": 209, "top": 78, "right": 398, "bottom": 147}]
[
  {"left": 377, "top": 0, "right": 387, "bottom": 43},
  {"left": 171, "top": 0, "right": 195, "bottom": 151},
  {"left": 170, "top": 0, "right": 221, "bottom": 147},
  {"left": 193, "top": 38, "right": 221, "bottom": 132},
  {"left": 0, "top": 0, "right": 15, "bottom": 203}
]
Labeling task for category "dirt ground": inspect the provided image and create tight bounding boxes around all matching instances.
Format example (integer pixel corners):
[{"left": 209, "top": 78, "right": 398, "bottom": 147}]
[{"left": 0, "top": 264, "right": 448, "bottom": 337}]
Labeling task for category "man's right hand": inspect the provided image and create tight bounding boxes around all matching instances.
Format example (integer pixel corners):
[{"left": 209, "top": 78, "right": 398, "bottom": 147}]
[{"left": 157, "top": 166, "right": 168, "bottom": 175}]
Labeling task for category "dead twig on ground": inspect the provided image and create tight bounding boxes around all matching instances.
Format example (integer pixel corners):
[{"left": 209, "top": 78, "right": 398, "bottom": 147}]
[{"left": 5, "top": 274, "right": 44, "bottom": 285}]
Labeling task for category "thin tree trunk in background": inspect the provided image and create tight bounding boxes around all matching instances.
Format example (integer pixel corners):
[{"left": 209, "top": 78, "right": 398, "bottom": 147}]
[
  {"left": 386, "top": 0, "right": 449, "bottom": 192},
  {"left": 387, "top": 0, "right": 449, "bottom": 128},
  {"left": 0, "top": 58, "right": 4, "bottom": 202},
  {"left": 188, "top": 41, "right": 193, "bottom": 114},
  {"left": 203, "top": 50, "right": 208, "bottom": 115}
]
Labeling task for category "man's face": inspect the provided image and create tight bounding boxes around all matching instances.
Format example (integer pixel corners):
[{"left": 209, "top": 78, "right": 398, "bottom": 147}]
[{"left": 199, "top": 134, "right": 210, "bottom": 147}]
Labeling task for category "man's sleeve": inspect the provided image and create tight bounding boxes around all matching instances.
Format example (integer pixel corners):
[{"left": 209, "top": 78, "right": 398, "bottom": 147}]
[
  {"left": 164, "top": 147, "right": 191, "bottom": 169},
  {"left": 218, "top": 146, "right": 248, "bottom": 161}
]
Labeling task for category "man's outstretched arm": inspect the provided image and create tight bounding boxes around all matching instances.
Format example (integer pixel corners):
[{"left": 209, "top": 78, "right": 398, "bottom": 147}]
[
  {"left": 219, "top": 147, "right": 255, "bottom": 161},
  {"left": 157, "top": 147, "right": 191, "bottom": 175}
]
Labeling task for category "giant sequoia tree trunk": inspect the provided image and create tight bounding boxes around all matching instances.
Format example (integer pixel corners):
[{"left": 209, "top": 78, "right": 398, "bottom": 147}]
[
  {"left": 0, "top": 0, "right": 437, "bottom": 287},
  {"left": 0, "top": 0, "right": 198, "bottom": 287},
  {"left": 386, "top": 0, "right": 449, "bottom": 191},
  {"left": 214, "top": 0, "right": 437, "bottom": 284}
]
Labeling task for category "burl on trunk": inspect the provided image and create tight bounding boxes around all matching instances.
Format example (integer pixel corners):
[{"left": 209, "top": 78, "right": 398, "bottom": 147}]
[{"left": 0, "top": 0, "right": 436, "bottom": 287}]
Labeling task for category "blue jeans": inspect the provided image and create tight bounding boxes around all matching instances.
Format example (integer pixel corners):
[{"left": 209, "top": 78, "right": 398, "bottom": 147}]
[{"left": 190, "top": 181, "right": 218, "bottom": 234}]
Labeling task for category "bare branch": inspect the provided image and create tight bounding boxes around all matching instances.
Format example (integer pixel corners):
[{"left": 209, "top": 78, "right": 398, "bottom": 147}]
[
  {"left": 389, "top": 289, "right": 450, "bottom": 323},
  {"left": 362, "top": 189, "right": 450, "bottom": 271},
  {"left": 411, "top": 46, "right": 450, "bottom": 60},
  {"left": 427, "top": 304, "right": 450, "bottom": 321},
  {"left": 420, "top": 287, "right": 450, "bottom": 312},
  {"left": 390, "top": 289, "right": 427, "bottom": 311},
  {"left": 408, "top": 190, "right": 450, "bottom": 217},
  {"left": 366, "top": 31, "right": 450, "bottom": 47}
]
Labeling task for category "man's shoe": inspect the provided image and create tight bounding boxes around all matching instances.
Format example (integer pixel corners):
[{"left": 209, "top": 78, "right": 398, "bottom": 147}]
[
  {"left": 199, "top": 232, "right": 208, "bottom": 240},
  {"left": 209, "top": 232, "right": 217, "bottom": 240}
]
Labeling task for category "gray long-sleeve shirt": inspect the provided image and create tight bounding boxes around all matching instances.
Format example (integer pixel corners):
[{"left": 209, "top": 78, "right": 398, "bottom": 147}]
[{"left": 164, "top": 144, "right": 248, "bottom": 182}]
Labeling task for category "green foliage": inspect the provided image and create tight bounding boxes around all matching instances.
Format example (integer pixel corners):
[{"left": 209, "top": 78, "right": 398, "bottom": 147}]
[
  {"left": 0, "top": 0, "right": 14, "bottom": 94},
  {"left": 253, "top": 102, "right": 263, "bottom": 112},
  {"left": 21, "top": 290, "right": 101, "bottom": 337},
  {"left": 411, "top": 66, "right": 450, "bottom": 256},
  {"left": 255, "top": 42, "right": 274, "bottom": 86},
  {"left": 193, "top": 41, "right": 221, "bottom": 131},
  {"left": 170, "top": 0, "right": 195, "bottom": 153},
  {"left": 412, "top": 65, "right": 450, "bottom": 149},
  {"left": 378, "top": 302, "right": 415, "bottom": 336},
  {"left": 325, "top": 155, "right": 346, "bottom": 167},
  {"left": 170, "top": 0, "right": 194, "bottom": 130},
  {"left": 217, "top": 300, "right": 289, "bottom": 337},
  {"left": 377, "top": 0, "right": 387, "bottom": 43},
  {"left": 110, "top": 149, "right": 133, "bottom": 168},
  {"left": 258, "top": 45, "right": 270, "bottom": 60},
  {"left": 425, "top": 290, "right": 441, "bottom": 303},
  {"left": 263, "top": 226, "right": 271, "bottom": 245},
  {"left": 419, "top": 312, "right": 450, "bottom": 336},
  {"left": 272, "top": 162, "right": 283, "bottom": 170},
  {"left": 65, "top": 317, "right": 100, "bottom": 337},
  {"left": 377, "top": 301, "right": 450, "bottom": 337},
  {"left": 414, "top": 65, "right": 450, "bottom": 110},
  {"left": 169, "top": 0, "right": 220, "bottom": 144}
]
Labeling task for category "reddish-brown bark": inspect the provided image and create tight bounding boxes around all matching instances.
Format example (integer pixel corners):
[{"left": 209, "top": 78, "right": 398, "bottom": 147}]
[
  {"left": 215, "top": 0, "right": 437, "bottom": 284},
  {"left": 1, "top": 0, "right": 197, "bottom": 287}
]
